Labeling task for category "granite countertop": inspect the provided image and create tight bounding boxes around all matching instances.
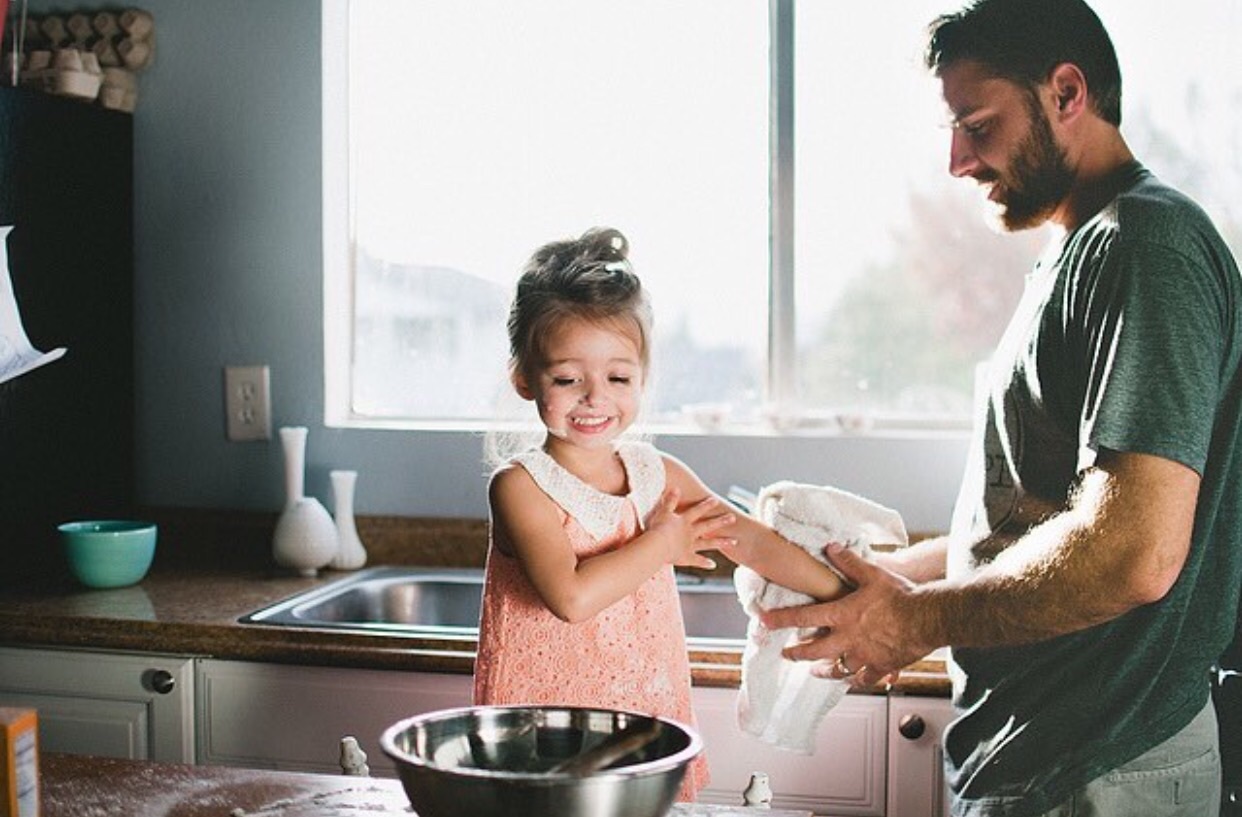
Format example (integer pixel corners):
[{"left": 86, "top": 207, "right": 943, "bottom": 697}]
[
  {"left": 0, "top": 562, "right": 949, "bottom": 693},
  {"left": 0, "top": 566, "right": 481, "bottom": 674},
  {"left": 0, "top": 509, "right": 949, "bottom": 694},
  {"left": 40, "top": 752, "right": 813, "bottom": 817}
]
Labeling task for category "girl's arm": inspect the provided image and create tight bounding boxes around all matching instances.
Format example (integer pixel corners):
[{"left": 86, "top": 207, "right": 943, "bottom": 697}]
[
  {"left": 661, "top": 455, "right": 849, "bottom": 601},
  {"left": 871, "top": 535, "right": 948, "bottom": 584},
  {"left": 489, "top": 464, "right": 733, "bottom": 624}
]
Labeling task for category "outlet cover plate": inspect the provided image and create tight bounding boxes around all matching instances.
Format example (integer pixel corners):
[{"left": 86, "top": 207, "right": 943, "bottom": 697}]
[{"left": 224, "top": 365, "right": 272, "bottom": 441}]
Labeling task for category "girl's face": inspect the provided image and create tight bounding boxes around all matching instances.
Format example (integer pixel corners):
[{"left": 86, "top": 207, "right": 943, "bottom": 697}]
[{"left": 515, "top": 317, "right": 645, "bottom": 451}]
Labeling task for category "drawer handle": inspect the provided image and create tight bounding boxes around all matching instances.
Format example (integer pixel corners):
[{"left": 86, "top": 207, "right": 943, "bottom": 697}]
[
  {"left": 149, "top": 669, "right": 176, "bottom": 695},
  {"left": 898, "top": 713, "right": 926, "bottom": 740}
]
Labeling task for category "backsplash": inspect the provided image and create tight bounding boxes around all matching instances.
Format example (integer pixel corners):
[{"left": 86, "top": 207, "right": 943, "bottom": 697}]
[
  {"left": 139, "top": 506, "right": 748, "bottom": 581},
  {"left": 141, "top": 507, "right": 491, "bottom": 574}
]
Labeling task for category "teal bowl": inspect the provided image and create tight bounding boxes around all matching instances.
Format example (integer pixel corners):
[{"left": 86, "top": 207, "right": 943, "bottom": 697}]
[{"left": 59, "top": 520, "right": 157, "bottom": 589}]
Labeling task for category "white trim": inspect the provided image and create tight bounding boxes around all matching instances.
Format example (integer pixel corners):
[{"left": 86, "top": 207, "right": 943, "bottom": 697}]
[{"left": 322, "top": 0, "right": 351, "bottom": 427}]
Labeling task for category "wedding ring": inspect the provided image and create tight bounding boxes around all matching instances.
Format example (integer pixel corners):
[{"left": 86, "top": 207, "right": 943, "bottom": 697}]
[{"left": 834, "top": 654, "right": 855, "bottom": 677}]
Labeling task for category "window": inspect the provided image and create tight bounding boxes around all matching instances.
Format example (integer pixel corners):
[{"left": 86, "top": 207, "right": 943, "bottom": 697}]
[{"left": 324, "top": 0, "right": 1241, "bottom": 433}]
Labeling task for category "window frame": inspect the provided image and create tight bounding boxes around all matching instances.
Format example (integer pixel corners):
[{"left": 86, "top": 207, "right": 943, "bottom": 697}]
[
  {"left": 325, "top": 0, "right": 810, "bottom": 433},
  {"left": 324, "top": 1, "right": 1240, "bottom": 437},
  {"left": 321, "top": 0, "right": 972, "bottom": 435},
  {"left": 323, "top": 0, "right": 352, "bottom": 428}
]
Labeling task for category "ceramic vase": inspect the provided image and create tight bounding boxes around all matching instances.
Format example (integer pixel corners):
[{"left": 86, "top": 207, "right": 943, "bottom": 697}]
[
  {"left": 271, "top": 426, "right": 338, "bottom": 577},
  {"left": 328, "top": 469, "right": 367, "bottom": 570}
]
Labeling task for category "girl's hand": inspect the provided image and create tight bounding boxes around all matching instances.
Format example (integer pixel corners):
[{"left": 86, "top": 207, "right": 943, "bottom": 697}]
[{"left": 646, "top": 489, "right": 735, "bottom": 570}]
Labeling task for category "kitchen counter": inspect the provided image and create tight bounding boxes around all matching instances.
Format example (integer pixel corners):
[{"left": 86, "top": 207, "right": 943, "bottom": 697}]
[
  {"left": 0, "top": 566, "right": 482, "bottom": 673},
  {"left": 0, "top": 506, "right": 949, "bottom": 692},
  {"left": 40, "top": 752, "right": 812, "bottom": 816},
  {"left": 0, "top": 564, "right": 949, "bottom": 694}
]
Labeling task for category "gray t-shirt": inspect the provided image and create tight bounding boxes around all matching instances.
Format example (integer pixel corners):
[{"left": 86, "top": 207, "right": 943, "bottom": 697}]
[{"left": 945, "top": 163, "right": 1242, "bottom": 817}]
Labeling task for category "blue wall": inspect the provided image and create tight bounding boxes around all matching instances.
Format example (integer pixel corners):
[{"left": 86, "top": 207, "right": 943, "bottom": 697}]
[{"left": 23, "top": 0, "right": 968, "bottom": 532}]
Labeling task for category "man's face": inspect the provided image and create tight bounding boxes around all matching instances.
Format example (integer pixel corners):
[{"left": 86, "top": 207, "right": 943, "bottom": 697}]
[{"left": 940, "top": 60, "right": 1074, "bottom": 231}]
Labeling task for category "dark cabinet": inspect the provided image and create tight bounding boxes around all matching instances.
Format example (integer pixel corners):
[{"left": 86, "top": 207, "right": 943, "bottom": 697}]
[{"left": 0, "top": 87, "right": 134, "bottom": 585}]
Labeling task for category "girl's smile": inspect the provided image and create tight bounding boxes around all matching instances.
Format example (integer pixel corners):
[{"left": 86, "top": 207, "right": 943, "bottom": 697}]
[{"left": 567, "top": 414, "right": 616, "bottom": 434}]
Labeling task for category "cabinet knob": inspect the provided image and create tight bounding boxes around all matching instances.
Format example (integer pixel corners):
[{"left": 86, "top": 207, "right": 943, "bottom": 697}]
[
  {"left": 149, "top": 669, "right": 176, "bottom": 695},
  {"left": 898, "top": 713, "right": 926, "bottom": 740}
]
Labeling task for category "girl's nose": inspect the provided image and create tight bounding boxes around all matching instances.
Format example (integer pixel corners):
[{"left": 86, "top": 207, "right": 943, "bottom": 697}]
[
  {"left": 578, "top": 378, "right": 601, "bottom": 405},
  {"left": 949, "top": 128, "right": 981, "bottom": 178}
]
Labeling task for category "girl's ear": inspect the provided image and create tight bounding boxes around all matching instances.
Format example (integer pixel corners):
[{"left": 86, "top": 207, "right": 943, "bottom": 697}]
[{"left": 511, "top": 368, "right": 535, "bottom": 401}]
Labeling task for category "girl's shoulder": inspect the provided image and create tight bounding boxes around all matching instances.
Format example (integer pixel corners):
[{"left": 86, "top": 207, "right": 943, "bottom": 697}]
[
  {"left": 488, "top": 460, "right": 545, "bottom": 507},
  {"left": 488, "top": 460, "right": 565, "bottom": 531},
  {"left": 488, "top": 458, "right": 528, "bottom": 486}
]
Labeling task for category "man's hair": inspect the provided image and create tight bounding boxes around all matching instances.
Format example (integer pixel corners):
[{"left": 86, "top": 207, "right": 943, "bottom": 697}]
[{"left": 925, "top": 0, "right": 1122, "bottom": 126}]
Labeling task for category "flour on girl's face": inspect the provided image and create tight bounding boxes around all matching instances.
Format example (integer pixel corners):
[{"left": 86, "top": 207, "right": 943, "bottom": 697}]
[{"left": 525, "top": 317, "right": 645, "bottom": 455}]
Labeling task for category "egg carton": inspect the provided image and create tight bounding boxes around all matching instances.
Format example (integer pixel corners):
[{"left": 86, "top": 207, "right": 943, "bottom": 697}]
[{"left": 7, "top": 8, "right": 152, "bottom": 111}]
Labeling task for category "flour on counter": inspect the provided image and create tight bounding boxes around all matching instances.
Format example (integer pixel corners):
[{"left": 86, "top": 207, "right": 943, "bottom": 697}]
[{"left": 224, "top": 783, "right": 410, "bottom": 816}]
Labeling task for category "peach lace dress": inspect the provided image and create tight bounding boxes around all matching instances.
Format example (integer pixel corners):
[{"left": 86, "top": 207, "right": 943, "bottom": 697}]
[{"left": 472, "top": 441, "right": 709, "bottom": 800}]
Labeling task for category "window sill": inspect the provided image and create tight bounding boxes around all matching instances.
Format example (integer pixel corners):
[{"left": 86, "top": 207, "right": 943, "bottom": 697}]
[{"left": 325, "top": 413, "right": 971, "bottom": 440}]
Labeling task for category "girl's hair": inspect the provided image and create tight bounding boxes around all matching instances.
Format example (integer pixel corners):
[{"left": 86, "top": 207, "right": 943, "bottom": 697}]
[
  {"left": 507, "top": 227, "right": 653, "bottom": 383},
  {"left": 484, "top": 227, "right": 653, "bottom": 469}
]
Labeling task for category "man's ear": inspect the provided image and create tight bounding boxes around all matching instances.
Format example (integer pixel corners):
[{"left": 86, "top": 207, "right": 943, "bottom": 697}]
[{"left": 1047, "top": 62, "right": 1088, "bottom": 119}]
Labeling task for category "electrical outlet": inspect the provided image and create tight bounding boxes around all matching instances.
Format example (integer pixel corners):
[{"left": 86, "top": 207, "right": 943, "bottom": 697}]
[{"left": 224, "top": 365, "right": 272, "bottom": 441}]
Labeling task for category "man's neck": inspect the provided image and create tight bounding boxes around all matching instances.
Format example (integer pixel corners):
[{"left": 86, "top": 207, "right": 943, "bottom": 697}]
[{"left": 1055, "top": 127, "right": 1136, "bottom": 230}]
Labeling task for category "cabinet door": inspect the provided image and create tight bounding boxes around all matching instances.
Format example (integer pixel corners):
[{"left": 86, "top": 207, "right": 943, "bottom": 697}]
[
  {"left": 692, "top": 686, "right": 887, "bottom": 816},
  {"left": 887, "top": 695, "right": 955, "bottom": 817},
  {"left": 196, "top": 659, "right": 472, "bottom": 775},
  {"left": 0, "top": 646, "right": 194, "bottom": 762}
]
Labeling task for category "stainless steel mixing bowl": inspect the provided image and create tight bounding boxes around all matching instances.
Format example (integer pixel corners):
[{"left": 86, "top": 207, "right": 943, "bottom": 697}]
[{"left": 380, "top": 705, "right": 702, "bottom": 817}]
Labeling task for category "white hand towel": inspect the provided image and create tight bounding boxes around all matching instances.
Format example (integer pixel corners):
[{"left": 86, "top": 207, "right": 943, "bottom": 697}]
[{"left": 734, "top": 481, "right": 908, "bottom": 753}]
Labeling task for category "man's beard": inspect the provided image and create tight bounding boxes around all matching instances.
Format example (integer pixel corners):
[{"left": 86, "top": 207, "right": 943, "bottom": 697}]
[{"left": 982, "top": 97, "right": 1074, "bottom": 232}]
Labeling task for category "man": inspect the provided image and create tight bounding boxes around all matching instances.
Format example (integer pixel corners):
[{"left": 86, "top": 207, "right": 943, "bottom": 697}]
[{"left": 764, "top": 1, "right": 1242, "bottom": 815}]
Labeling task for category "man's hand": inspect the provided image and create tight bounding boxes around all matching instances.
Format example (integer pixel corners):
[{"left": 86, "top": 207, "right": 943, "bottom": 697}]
[{"left": 761, "top": 542, "right": 937, "bottom": 687}]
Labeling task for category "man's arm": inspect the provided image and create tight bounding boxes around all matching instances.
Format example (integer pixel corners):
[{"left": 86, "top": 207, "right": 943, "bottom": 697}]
[{"left": 765, "top": 449, "right": 1200, "bottom": 682}]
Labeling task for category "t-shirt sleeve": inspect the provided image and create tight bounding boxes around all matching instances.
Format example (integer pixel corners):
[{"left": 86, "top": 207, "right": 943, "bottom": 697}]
[{"left": 1078, "top": 239, "right": 1225, "bottom": 475}]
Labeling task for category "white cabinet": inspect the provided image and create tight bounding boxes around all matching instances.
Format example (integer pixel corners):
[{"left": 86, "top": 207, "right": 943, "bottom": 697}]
[
  {"left": 886, "top": 695, "right": 955, "bottom": 817},
  {"left": 2, "top": 641, "right": 953, "bottom": 814},
  {"left": 692, "top": 686, "right": 888, "bottom": 816},
  {"left": 0, "top": 646, "right": 195, "bottom": 762},
  {"left": 196, "top": 659, "right": 473, "bottom": 775}
]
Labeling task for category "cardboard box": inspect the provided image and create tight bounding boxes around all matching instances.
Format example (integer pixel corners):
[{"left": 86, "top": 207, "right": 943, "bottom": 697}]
[{"left": 0, "top": 708, "right": 37, "bottom": 817}]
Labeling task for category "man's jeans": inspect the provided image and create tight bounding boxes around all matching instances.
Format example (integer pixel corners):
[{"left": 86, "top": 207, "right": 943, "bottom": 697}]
[{"left": 1035, "top": 698, "right": 1221, "bottom": 817}]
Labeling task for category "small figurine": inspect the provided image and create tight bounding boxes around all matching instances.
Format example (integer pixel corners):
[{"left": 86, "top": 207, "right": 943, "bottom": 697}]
[
  {"left": 338, "top": 735, "right": 370, "bottom": 776},
  {"left": 742, "top": 771, "right": 773, "bottom": 808}
]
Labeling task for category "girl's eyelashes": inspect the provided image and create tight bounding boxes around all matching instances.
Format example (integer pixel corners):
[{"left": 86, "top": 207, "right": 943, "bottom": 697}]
[{"left": 546, "top": 372, "right": 637, "bottom": 387}]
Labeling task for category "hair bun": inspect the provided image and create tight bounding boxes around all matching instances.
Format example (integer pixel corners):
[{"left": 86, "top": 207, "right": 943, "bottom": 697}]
[{"left": 582, "top": 227, "right": 628, "bottom": 263}]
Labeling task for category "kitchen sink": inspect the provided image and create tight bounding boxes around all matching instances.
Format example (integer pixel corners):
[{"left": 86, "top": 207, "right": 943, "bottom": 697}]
[{"left": 240, "top": 566, "right": 750, "bottom": 644}]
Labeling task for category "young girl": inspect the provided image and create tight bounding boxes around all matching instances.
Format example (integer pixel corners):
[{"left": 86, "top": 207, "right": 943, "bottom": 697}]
[{"left": 473, "top": 227, "right": 845, "bottom": 801}]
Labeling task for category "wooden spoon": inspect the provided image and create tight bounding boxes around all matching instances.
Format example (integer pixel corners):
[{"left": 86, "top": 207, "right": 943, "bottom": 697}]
[{"left": 549, "top": 720, "right": 663, "bottom": 776}]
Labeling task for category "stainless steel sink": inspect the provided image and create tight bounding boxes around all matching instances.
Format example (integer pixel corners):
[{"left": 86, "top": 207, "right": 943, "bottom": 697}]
[{"left": 240, "top": 566, "right": 749, "bottom": 644}]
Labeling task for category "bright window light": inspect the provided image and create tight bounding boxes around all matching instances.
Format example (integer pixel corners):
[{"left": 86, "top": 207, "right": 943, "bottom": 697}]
[{"left": 325, "top": 0, "right": 1242, "bottom": 433}]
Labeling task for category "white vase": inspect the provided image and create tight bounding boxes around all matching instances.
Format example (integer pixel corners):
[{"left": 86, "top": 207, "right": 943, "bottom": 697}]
[
  {"left": 271, "top": 426, "right": 338, "bottom": 577},
  {"left": 328, "top": 469, "right": 367, "bottom": 570}
]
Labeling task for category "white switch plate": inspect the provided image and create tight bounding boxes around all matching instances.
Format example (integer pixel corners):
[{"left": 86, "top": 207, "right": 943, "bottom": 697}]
[{"left": 224, "top": 365, "right": 272, "bottom": 441}]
